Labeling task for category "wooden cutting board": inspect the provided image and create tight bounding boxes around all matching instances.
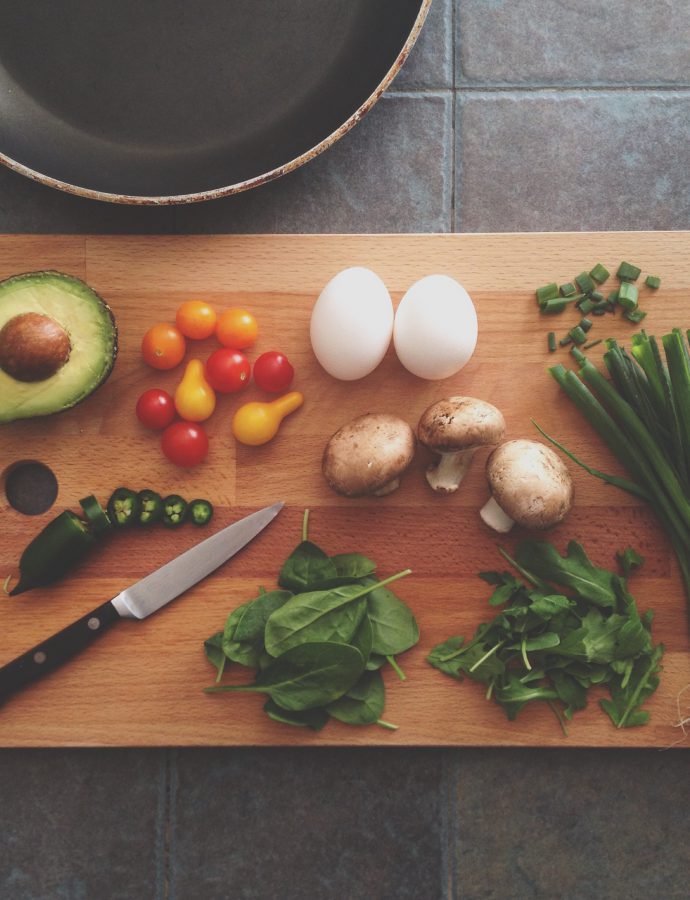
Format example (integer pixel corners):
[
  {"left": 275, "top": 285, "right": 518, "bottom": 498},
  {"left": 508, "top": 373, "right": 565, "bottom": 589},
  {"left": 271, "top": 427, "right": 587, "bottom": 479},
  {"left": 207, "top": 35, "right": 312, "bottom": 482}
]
[{"left": 0, "top": 233, "right": 688, "bottom": 748}]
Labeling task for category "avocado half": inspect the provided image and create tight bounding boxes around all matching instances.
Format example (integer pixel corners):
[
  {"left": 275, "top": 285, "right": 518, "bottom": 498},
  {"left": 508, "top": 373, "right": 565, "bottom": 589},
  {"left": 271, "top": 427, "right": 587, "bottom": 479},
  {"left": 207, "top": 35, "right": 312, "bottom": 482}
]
[{"left": 0, "top": 271, "right": 118, "bottom": 423}]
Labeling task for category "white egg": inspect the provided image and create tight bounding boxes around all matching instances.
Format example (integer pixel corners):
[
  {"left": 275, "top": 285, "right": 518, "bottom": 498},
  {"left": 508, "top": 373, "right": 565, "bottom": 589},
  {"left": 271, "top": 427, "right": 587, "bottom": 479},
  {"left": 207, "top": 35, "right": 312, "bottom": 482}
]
[
  {"left": 310, "top": 267, "right": 394, "bottom": 380},
  {"left": 393, "top": 274, "right": 478, "bottom": 380}
]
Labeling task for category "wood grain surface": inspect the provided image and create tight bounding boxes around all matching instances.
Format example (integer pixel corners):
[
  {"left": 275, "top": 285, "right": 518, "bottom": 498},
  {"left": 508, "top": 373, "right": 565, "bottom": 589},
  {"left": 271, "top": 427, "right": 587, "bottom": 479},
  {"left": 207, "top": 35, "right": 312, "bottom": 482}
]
[{"left": 0, "top": 232, "right": 688, "bottom": 748}]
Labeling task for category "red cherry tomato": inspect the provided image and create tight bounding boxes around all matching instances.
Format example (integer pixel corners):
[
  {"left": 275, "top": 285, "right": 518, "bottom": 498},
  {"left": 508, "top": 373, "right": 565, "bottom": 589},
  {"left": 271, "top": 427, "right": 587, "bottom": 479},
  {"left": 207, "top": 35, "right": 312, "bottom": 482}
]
[
  {"left": 253, "top": 351, "right": 295, "bottom": 393},
  {"left": 136, "top": 388, "right": 176, "bottom": 430},
  {"left": 161, "top": 421, "right": 209, "bottom": 467},
  {"left": 205, "top": 348, "right": 251, "bottom": 394}
]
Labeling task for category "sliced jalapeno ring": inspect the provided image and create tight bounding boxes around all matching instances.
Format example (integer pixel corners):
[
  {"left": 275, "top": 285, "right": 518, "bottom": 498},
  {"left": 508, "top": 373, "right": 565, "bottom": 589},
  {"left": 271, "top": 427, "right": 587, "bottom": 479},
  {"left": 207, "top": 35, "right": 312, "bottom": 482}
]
[
  {"left": 137, "top": 489, "right": 163, "bottom": 526},
  {"left": 188, "top": 499, "right": 214, "bottom": 526},
  {"left": 107, "top": 487, "right": 141, "bottom": 528},
  {"left": 79, "top": 495, "right": 112, "bottom": 535},
  {"left": 162, "top": 494, "right": 187, "bottom": 528}
]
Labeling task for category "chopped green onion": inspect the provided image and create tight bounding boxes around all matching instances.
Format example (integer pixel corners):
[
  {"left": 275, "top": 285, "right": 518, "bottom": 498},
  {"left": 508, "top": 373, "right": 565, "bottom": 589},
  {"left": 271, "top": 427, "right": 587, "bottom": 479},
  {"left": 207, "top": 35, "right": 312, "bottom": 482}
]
[
  {"left": 590, "top": 291, "right": 604, "bottom": 303},
  {"left": 536, "top": 283, "right": 559, "bottom": 305},
  {"left": 589, "top": 263, "right": 610, "bottom": 284},
  {"left": 592, "top": 306, "right": 607, "bottom": 317},
  {"left": 607, "top": 289, "right": 619, "bottom": 304},
  {"left": 645, "top": 275, "right": 661, "bottom": 289},
  {"left": 618, "top": 282, "right": 639, "bottom": 310},
  {"left": 583, "top": 339, "right": 603, "bottom": 350},
  {"left": 571, "top": 346, "right": 587, "bottom": 365},
  {"left": 578, "top": 298, "right": 595, "bottom": 315},
  {"left": 617, "top": 261, "right": 641, "bottom": 282},
  {"left": 624, "top": 309, "right": 647, "bottom": 324},
  {"left": 575, "top": 272, "right": 596, "bottom": 295},
  {"left": 548, "top": 332, "right": 557, "bottom": 352},
  {"left": 559, "top": 336, "right": 573, "bottom": 347},
  {"left": 579, "top": 318, "right": 593, "bottom": 332},
  {"left": 569, "top": 326, "right": 587, "bottom": 345},
  {"left": 560, "top": 282, "right": 577, "bottom": 297}
]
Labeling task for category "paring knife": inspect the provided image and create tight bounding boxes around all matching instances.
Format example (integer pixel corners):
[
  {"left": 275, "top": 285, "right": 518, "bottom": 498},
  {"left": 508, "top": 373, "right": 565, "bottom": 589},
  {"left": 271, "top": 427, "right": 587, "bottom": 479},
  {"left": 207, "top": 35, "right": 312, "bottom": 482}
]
[{"left": 0, "top": 502, "right": 284, "bottom": 702}]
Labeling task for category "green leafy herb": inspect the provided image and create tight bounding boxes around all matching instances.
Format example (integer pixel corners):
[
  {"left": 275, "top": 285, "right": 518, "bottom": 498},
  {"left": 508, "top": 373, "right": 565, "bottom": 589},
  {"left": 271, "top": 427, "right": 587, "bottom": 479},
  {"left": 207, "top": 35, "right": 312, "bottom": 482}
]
[
  {"left": 428, "top": 542, "right": 663, "bottom": 731},
  {"left": 204, "top": 510, "right": 417, "bottom": 731},
  {"left": 616, "top": 547, "right": 645, "bottom": 578}
]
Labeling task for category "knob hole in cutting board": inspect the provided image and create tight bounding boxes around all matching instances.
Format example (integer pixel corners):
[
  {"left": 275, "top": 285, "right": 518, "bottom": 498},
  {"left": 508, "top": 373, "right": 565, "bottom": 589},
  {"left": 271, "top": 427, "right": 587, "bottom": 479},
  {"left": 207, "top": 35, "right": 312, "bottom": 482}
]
[{"left": 4, "top": 460, "right": 58, "bottom": 515}]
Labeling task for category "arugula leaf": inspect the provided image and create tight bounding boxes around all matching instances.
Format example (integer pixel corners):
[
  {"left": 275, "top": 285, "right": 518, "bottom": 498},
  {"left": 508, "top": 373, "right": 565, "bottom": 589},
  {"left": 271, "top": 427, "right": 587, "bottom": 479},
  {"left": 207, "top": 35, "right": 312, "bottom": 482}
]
[
  {"left": 600, "top": 645, "right": 664, "bottom": 728},
  {"left": 515, "top": 540, "right": 618, "bottom": 608},
  {"left": 616, "top": 547, "right": 645, "bottom": 578}
]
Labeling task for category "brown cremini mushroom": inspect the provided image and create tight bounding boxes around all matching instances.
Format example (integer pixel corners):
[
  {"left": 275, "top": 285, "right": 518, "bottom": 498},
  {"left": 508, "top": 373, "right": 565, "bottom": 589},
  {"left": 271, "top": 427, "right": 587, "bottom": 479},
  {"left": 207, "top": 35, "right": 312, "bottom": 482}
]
[
  {"left": 417, "top": 396, "right": 506, "bottom": 493},
  {"left": 480, "top": 439, "right": 574, "bottom": 532},
  {"left": 322, "top": 413, "right": 416, "bottom": 497}
]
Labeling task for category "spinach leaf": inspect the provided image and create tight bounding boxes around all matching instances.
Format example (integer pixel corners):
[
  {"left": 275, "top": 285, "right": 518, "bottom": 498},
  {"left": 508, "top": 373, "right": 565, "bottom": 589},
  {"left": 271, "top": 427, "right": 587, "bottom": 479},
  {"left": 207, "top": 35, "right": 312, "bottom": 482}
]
[
  {"left": 364, "top": 579, "right": 419, "bottom": 656},
  {"left": 326, "top": 670, "right": 385, "bottom": 725},
  {"left": 206, "top": 642, "right": 364, "bottom": 711},
  {"left": 221, "top": 603, "right": 263, "bottom": 668},
  {"left": 233, "top": 590, "right": 293, "bottom": 642},
  {"left": 278, "top": 540, "right": 337, "bottom": 592},
  {"left": 365, "top": 653, "right": 387, "bottom": 671},
  {"left": 331, "top": 553, "right": 377, "bottom": 579},
  {"left": 203, "top": 632, "right": 226, "bottom": 681},
  {"left": 263, "top": 700, "right": 330, "bottom": 731},
  {"left": 515, "top": 540, "right": 618, "bottom": 608},
  {"left": 350, "top": 614, "right": 373, "bottom": 665},
  {"left": 264, "top": 586, "right": 369, "bottom": 657}
]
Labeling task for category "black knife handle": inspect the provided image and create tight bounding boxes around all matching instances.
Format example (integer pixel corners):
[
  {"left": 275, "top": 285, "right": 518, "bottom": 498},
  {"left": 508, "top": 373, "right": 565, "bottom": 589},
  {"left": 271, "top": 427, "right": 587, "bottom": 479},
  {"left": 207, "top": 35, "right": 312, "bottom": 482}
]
[{"left": 0, "top": 600, "right": 121, "bottom": 703}]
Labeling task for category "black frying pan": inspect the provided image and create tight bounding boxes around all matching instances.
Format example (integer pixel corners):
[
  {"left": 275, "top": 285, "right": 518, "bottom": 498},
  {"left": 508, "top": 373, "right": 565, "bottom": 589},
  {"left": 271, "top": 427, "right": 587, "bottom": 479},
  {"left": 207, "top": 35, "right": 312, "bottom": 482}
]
[{"left": 0, "top": 0, "right": 429, "bottom": 204}]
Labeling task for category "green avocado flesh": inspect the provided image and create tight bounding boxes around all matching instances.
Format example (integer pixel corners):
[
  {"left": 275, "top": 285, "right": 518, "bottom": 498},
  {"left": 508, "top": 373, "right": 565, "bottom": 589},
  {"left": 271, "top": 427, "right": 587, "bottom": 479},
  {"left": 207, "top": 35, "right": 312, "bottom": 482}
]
[{"left": 0, "top": 271, "right": 118, "bottom": 423}]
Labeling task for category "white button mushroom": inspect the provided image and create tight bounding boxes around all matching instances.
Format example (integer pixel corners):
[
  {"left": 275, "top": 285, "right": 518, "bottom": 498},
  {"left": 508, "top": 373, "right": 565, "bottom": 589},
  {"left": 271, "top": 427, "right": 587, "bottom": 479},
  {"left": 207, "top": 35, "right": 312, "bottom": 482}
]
[
  {"left": 322, "top": 413, "right": 416, "bottom": 497},
  {"left": 417, "top": 397, "right": 506, "bottom": 493},
  {"left": 479, "top": 439, "right": 574, "bottom": 532}
]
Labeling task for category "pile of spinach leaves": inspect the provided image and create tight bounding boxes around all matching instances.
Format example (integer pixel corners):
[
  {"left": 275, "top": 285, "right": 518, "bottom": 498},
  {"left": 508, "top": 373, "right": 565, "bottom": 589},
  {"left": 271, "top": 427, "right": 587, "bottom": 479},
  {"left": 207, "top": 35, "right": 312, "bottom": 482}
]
[
  {"left": 427, "top": 540, "right": 664, "bottom": 732},
  {"left": 204, "top": 510, "right": 418, "bottom": 731}
]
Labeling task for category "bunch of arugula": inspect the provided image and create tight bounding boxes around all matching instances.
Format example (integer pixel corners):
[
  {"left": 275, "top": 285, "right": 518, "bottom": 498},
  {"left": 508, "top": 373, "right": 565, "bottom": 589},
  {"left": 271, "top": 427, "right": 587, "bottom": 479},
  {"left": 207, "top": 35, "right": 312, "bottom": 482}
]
[
  {"left": 203, "top": 510, "right": 418, "bottom": 731},
  {"left": 427, "top": 540, "right": 664, "bottom": 732}
]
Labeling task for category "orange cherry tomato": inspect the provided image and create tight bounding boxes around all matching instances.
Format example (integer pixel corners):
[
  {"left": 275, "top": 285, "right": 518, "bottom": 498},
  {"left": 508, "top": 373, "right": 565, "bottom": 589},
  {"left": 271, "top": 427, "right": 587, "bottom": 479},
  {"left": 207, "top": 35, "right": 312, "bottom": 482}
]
[
  {"left": 142, "top": 323, "right": 186, "bottom": 370},
  {"left": 175, "top": 300, "right": 217, "bottom": 340},
  {"left": 215, "top": 308, "right": 258, "bottom": 349}
]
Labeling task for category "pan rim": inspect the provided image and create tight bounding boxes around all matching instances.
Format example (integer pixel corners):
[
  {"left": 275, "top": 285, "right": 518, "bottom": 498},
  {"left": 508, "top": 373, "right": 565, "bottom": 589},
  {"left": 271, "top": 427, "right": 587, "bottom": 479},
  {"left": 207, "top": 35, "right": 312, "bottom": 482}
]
[{"left": 0, "top": 0, "right": 432, "bottom": 206}]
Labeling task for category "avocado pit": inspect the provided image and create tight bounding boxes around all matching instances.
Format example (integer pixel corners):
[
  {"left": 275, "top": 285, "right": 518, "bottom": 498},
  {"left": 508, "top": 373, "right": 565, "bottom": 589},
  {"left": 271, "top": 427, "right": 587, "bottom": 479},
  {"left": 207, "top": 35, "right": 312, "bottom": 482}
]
[{"left": 0, "top": 312, "right": 71, "bottom": 382}]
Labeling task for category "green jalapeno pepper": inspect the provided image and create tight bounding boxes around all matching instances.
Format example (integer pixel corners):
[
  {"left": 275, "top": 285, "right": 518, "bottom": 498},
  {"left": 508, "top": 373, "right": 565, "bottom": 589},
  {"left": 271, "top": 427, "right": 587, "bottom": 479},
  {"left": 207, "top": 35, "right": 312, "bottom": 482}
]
[
  {"left": 107, "top": 487, "right": 140, "bottom": 528},
  {"left": 9, "top": 511, "right": 96, "bottom": 596},
  {"left": 188, "top": 499, "right": 214, "bottom": 526},
  {"left": 137, "top": 490, "right": 163, "bottom": 526},
  {"left": 79, "top": 495, "right": 112, "bottom": 535},
  {"left": 162, "top": 494, "right": 187, "bottom": 528}
]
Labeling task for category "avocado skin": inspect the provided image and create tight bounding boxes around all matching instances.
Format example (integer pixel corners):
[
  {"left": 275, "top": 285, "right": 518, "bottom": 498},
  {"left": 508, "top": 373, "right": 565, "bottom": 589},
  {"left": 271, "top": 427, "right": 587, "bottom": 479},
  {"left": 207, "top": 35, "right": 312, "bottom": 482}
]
[{"left": 0, "top": 270, "right": 118, "bottom": 423}]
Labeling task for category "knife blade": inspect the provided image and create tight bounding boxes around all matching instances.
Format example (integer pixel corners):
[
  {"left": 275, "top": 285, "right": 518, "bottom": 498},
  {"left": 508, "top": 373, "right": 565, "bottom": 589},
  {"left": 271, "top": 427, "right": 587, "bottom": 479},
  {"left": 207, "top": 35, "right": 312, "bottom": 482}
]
[{"left": 0, "top": 502, "right": 284, "bottom": 702}]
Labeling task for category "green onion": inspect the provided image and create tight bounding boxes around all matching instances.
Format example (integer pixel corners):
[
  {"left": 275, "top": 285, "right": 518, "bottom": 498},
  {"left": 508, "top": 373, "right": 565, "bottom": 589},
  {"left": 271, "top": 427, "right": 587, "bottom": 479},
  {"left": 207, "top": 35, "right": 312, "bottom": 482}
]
[
  {"left": 590, "top": 263, "right": 610, "bottom": 283},
  {"left": 617, "top": 261, "right": 641, "bottom": 282},
  {"left": 548, "top": 332, "right": 557, "bottom": 352},
  {"left": 559, "top": 336, "right": 573, "bottom": 347},
  {"left": 577, "top": 298, "right": 595, "bottom": 315},
  {"left": 645, "top": 275, "right": 661, "bottom": 289},
  {"left": 571, "top": 346, "right": 587, "bottom": 365},
  {"left": 584, "top": 339, "right": 603, "bottom": 350},
  {"left": 540, "top": 297, "right": 576, "bottom": 315},
  {"left": 590, "top": 291, "right": 604, "bottom": 303},
  {"left": 536, "top": 283, "right": 559, "bottom": 305},
  {"left": 624, "top": 309, "right": 647, "bottom": 324},
  {"left": 560, "top": 282, "right": 577, "bottom": 297},
  {"left": 545, "top": 330, "right": 690, "bottom": 632},
  {"left": 569, "top": 326, "right": 587, "bottom": 345},
  {"left": 576, "top": 272, "right": 596, "bottom": 295},
  {"left": 579, "top": 317, "right": 593, "bottom": 332},
  {"left": 619, "top": 282, "right": 639, "bottom": 310}
]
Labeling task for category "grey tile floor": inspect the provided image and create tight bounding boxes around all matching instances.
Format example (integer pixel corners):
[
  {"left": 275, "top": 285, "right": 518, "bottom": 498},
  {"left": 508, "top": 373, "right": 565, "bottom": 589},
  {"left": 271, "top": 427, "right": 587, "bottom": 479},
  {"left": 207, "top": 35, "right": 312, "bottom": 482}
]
[{"left": 1, "top": 2, "right": 689, "bottom": 898}]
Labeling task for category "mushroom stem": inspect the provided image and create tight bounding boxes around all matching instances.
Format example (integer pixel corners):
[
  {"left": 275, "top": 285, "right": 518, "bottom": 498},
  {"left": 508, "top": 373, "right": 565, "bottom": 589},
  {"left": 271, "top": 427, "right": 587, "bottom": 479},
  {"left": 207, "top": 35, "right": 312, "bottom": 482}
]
[
  {"left": 426, "top": 449, "right": 476, "bottom": 494},
  {"left": 373, "top": 478, "right": 400, "bottom": 497},
  {"left": 480, "top": 496, "right": 515, "bottom": 533}
]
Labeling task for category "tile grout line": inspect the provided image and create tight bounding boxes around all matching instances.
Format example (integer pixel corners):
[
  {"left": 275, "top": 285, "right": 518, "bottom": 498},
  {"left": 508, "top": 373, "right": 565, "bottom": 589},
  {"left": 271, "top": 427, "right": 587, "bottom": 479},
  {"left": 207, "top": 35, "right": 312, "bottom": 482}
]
[
  {"left": 154, "top": 748, "right": 178, "bottom": 900},
  {"left": 387, "top": 84, "right": 690, "bottom": 95},
  {"left": 450, "top": 0, "right": 457, "bottom": 235}
]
